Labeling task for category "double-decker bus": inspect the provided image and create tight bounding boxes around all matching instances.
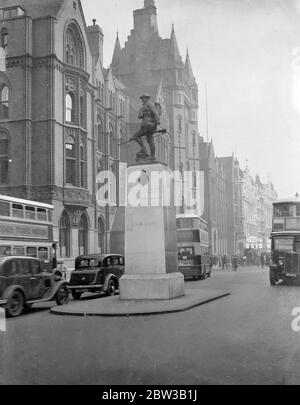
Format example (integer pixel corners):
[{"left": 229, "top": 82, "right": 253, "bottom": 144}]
[
  {"left": 0, "top": 194, "right": 55, "bottom": 262},
  {"left": 176, "top": 214, "right": 211, "bottom": 280},
  {"left": 269, "top": 198, "right": 300, "bottom": 285}
]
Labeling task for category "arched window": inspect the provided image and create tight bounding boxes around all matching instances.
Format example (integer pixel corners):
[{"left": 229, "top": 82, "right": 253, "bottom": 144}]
[
  {"left": 0, "top": 86, "right": 9, "bottom": 119},
  {"left": 120, "top": 129, "right": 127, "bottom": 161},
  {"left": 177, "top": 116, "right": 182, "bottom": 132},
  {"left": 101, "top": 84, "right": 104, "bottom": 102},
  {"left": 66, "top": 135, "right": 76, "bottom": 185},
  {"left": 65, "top": 24, "right": 85, "bottom": 68},
  {"left": 109, "top": 124, "right": 115, "bottom": 158},
  {"left": 97, "top": 117, "right": 104, "bottom": 153},
  {"left": 0, "top": 131, "right": 9, "bottom": 185},
  {"left": 65, "top": 93, "right": 74, "bottom": 122},
  {"left": 192, "top": 130, "right": 196, "bottom": 146},
  {"left": 97, "top": 217, "right": 105, "bottom": 254},
  {"left": 80, "top": 137, "right": 85, "bottom": 188},
  {"left": 78, "top": 213, "right": 88, "bottom": 255},
  {"left": 80, "top": 94, "right": 85, "bottom": 127},
  {"left": 59, "top": 210, "right": 71, "bottom": 257},
  {"left": 1, "top": 29, "right": 8, "bottom": 53}
]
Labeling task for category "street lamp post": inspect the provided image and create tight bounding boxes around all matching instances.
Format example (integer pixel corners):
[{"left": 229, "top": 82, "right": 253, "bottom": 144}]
[{"left": 52, "top": 243, "right": 58, "bottom": 269}]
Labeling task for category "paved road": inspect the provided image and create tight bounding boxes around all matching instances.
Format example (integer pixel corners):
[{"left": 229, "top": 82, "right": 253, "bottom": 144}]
[{"left": 1, "top": 266, "right": 300, "bottom": 385}]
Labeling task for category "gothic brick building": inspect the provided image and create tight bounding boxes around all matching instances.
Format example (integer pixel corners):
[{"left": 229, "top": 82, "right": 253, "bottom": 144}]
[
  {"left": 0, "top": 0, "right": 130, "bottom": 266},
  {"left": 111, "top": 0, "right": 201, "bottom": 215}
]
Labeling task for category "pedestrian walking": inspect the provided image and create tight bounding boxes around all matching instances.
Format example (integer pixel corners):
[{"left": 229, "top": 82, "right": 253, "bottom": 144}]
[{"left": 232, "top": 255, "right": 238, "bottom": 271}]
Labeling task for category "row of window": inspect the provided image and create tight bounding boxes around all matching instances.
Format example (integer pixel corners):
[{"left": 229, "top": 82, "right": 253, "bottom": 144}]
[
  {"left": 274, "top": 204, "right": 300, "bottom": 218},
  {"left": 0, "top": 200, "right": 50, "bottom": 222},
  {"left": 0, "top": 246, "right": 50, "bottom": 260},
  {"left": 1, "top": 28, "right": 7, "bottom": 52},
  {"left": 0, "top": 7, "right": 24, "bottom": 21},
  {"left": 0, "top": 86, "right": 8, "bottom": 119},
  {"left": 0, "top": 129, "right": 122, "bottom": 187}
]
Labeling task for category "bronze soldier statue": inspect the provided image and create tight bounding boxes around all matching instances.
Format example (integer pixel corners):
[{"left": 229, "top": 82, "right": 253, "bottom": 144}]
[{"left": 133, "top": 93, "right": 161, "bottom": 162}]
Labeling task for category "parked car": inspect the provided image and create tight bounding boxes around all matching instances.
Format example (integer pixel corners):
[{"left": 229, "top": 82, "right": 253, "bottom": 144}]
[
  {"left": 68, "top": 254, "right": 124, "bottom": 299},
  {"left": 0, "top": 256, "right": 69, "bottom": 317}
]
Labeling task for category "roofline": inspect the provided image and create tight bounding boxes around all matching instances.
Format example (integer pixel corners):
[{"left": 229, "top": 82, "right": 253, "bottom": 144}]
[
  {"left": 271, "top": 231, "right": 300, "bottom": 235},
  {"left": 176, "top": 214, "right": 207, "bottom": 224},
  {"left": 0, "top": 195, "right": 54, "bottom": 209},
  {"left": 273, "top": 199, "right": 300, "bottom": 204}
]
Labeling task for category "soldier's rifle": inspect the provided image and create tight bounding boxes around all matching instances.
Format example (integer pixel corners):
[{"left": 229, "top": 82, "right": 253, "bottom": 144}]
[{"left": 118, "top": 128, "right": 167, "bottom": 146}]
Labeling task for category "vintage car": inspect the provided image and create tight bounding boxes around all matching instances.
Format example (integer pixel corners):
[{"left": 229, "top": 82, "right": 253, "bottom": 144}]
[
  {"left": 0, "top": 256, "right": 69, "bottom": 317},
  {"left": 68, "top": 254, "right": 124, "bottom": 299}
]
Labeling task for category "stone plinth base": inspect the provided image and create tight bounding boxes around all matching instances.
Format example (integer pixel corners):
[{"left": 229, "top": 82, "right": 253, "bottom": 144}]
[{"left": 119, "top": 273, "right": 184, "bottom": 300}]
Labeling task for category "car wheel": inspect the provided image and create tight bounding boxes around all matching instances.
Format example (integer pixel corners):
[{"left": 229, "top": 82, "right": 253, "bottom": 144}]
[
  {"left": 107, "top": 279, "right": 117, "bottom": 296},
  {"left": 71, "top": 291, "right": 82, "bottom": 300},
  {"left": 55, "top": 285, "right": 69, "bottom": 305},
  {"left": 6, "top": 290, "right": 24, "bottom": 317},
  {"left": 269, "top": 270, "right": 277, "bottom": 286}
]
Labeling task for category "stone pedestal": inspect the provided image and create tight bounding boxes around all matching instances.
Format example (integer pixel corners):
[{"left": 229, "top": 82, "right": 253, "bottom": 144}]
[{"left": 119, "top": 163, "right": 185, "bottom": 300}]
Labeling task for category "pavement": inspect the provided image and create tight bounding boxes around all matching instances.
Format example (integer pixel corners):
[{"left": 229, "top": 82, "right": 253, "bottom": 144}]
[
  {"left": 2, "top": 266, "right": 300, "bottom": 385},
  {"left": 50, "top": 288, "right": 230, "bottom": 316}
]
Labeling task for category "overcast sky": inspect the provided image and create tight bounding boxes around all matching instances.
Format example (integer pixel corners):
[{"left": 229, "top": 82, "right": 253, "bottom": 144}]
[{"left": 81, "top": 0, "right": 300, "bottom": 198}]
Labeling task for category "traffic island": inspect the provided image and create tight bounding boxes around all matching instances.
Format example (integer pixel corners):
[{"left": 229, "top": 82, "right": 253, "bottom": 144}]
[{"left": 50, "top": 289, "right": 230, "bottom": 317}]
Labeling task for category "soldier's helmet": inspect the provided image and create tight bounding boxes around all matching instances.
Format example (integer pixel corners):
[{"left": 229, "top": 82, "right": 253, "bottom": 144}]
[{"left": 140, "top": 93, "right": 151, "bottom": 99}]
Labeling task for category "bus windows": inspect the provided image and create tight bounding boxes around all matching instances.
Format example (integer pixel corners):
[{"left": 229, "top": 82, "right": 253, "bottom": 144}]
[
  {"left": 14, "top": 246, "right": 25, "bottom": 256},
  {"left": 26, "top": 247, "right": 37, "bottom": 258},
  {"left": 295, "top": 238, "right": 300, "bottom": 253},
  {"left": 0, "top": 246, "right": 11, "bottom": 255},
  {"left": 37, "top": 208, "right": 47, "bottom": 221},
  {"left": 273, "top": 237, "right": 293, "bottom": 251},
  {"left": 25, "top": 206, "right": 36, "bottom": 220},
  {"left": 38, "top": 247, "right": 48, "bottom": 260},
  {"left": 274, "top": 205, "right": 292, "bottom": 218},
  {"left": 12, "top": 203, "right": 24, "bottom": 218},
  {"left": 0, "top": 200, "right": 9, "bottom": 216}
]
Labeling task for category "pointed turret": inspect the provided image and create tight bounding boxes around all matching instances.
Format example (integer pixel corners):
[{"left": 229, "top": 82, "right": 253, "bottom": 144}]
[
  {"left": 185, "top": 48, "right": 195, "bottom": 80},
  {"left": 144, "top": 0, "right": 155, "bottom": 7},
  {"left": 168, "top": 24, "right": 182, "bottom": 67},
  {"left": 111, "top": 31, "right": 122, "bottom": 69}
]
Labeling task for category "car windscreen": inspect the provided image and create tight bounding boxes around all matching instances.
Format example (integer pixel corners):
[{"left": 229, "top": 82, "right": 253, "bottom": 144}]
[
  {"left": 76, "top": 258, "right": 102, "bottom": 269},
  {"left": 273, "top": 237, "right": 294, "bottom": 251}
]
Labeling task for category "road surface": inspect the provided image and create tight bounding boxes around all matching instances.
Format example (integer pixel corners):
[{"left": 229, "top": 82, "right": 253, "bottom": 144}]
[{"left": 1, "top": 266, "right": 300, "bottom": 385}]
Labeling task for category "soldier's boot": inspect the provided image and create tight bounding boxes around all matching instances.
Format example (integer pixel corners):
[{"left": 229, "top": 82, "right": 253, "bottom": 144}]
[{"left": 135, "top": 137, "right": 148, "bottom": 156}]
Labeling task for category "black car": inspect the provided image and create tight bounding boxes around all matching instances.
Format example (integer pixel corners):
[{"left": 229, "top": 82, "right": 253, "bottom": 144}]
[
  {"left": 68, "top": 254, "right": 124, "bottom": 299},
  {"left": 0, "top": 256, "right": 69, "bottom": 317}
]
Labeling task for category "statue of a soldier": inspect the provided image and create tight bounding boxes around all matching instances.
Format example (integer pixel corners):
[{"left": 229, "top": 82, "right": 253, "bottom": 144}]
[{"left": 133, "top": 93, "right": 161, "bottom": 162}]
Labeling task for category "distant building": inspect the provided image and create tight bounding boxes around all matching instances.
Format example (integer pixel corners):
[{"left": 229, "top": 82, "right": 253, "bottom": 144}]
[
  {"left": 239, "top": 166, "right": 277, "bottom": 255},
  {"left": 0, "top": 0, "right": 130, "bottom": 266},
  {"left": 217, "top": 155, "right": 242, "bottom": 256},
  {"left": 199, "top": 137, "right": 227, "bottom": 256}
]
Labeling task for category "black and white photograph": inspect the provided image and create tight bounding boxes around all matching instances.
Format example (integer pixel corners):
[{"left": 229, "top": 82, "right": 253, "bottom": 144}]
[{"left": 0, "top": 0, "right": 300, "bottom": 390}]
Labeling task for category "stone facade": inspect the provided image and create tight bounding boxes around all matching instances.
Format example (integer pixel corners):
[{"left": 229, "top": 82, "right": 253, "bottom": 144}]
[
  {"left": 199, "top": 138, "right": 228, "bottom": 255},
  {"left": 239, "top": 167, "right": 277, "bottom": 254},
  {"left": 0, "top": 0, "right": 130, "bottom": 266}
]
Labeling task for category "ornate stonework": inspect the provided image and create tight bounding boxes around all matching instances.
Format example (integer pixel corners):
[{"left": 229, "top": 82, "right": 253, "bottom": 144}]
[{"left": 65, "top": 76, "right": 77, "bottom": 92}]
